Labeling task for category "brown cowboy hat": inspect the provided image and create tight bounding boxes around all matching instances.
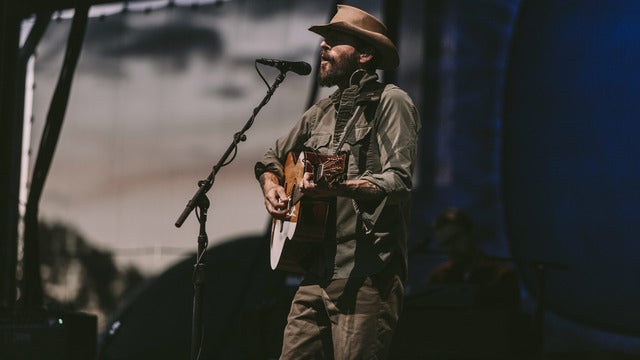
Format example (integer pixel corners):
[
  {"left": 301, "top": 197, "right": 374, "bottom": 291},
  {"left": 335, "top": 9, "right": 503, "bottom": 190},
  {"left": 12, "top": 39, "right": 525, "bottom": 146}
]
[{"left": 308, "top": 5, "right": 399, "bottom": 70}]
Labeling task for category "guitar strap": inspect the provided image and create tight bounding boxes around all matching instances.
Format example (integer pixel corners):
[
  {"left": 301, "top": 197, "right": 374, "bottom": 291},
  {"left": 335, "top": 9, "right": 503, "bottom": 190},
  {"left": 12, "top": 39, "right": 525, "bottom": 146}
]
[
  {"left": 333, "top": 82, "right": 387, "bottom": 156},
  {"left": 360, "top": 83, "right": 387, "bottom": 173},
  {"left": 351, "top": 83, "right": 387, "bottom": 234},
  {"left": 333, "top": 105, "right": 365, "bottom": 155}
]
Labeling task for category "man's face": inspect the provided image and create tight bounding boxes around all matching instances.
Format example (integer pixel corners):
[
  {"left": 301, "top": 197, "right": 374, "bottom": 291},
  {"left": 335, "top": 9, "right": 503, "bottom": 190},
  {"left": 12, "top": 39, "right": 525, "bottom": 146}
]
[{"left": 318, "top": 33, "right": 362, "bottom": 88}]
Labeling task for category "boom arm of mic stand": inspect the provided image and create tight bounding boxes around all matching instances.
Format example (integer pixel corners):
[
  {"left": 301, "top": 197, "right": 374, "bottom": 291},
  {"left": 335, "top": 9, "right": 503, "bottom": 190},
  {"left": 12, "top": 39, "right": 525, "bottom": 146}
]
[{"left": 174, "top": 71, "right": 287, "bottom": 228}]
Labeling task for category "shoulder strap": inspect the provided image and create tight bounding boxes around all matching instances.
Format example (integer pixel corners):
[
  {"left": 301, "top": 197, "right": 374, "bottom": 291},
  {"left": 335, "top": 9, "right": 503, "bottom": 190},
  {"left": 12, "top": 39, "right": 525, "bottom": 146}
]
[
  {"left": 334, "top": 83, "right": 387, "bottom": 155},
  {"left": 333, "top": 104, "right": 365, "bottom": 155},
  {"left": 364, "top": 83, "right": 388, "bottom": 172}
]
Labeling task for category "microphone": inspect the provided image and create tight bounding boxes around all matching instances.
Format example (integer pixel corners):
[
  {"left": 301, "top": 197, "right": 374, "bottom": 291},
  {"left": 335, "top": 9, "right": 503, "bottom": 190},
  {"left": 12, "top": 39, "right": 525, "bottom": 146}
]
[{"left": 256, "top": 58, "right": 312, "bottom": 75}]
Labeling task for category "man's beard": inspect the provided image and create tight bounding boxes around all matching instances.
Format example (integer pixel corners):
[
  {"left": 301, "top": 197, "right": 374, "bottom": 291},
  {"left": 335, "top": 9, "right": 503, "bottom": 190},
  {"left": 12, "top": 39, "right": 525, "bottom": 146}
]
[{"left": 318, "top": 51, "right": 360, "bottom": 88}]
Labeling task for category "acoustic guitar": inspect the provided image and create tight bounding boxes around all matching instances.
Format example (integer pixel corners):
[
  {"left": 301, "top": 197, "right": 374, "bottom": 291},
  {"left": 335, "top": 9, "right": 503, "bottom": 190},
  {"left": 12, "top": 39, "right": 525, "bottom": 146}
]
[{"left": 270, "top": 151, "right": 348, "bottom": 273}]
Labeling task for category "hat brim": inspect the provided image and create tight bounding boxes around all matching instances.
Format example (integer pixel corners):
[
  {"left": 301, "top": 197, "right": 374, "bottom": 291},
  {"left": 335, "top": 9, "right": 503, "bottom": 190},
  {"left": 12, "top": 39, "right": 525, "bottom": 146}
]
[{"left": 309, "top": 22, "right": 399, "bottom": 70}]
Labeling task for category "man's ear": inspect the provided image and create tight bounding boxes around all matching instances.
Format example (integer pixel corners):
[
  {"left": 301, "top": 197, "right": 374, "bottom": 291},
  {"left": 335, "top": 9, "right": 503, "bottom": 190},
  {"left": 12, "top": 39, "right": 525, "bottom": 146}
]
[{"left": 359, "top": 52, "right": 373, "bottom": 65}]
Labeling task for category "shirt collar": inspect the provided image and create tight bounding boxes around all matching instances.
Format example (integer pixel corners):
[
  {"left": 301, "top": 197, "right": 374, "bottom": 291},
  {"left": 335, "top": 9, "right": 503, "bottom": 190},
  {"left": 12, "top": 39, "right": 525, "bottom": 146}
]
[{"left": 329, "top": 70, "right": 379, "bottom": 106}]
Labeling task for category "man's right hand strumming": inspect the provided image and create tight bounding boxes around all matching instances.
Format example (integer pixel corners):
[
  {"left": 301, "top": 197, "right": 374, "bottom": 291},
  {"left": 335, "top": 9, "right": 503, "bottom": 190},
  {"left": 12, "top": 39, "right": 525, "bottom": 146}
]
[{"left": 259, "top": 172, "right": 290, "bottom": 219}]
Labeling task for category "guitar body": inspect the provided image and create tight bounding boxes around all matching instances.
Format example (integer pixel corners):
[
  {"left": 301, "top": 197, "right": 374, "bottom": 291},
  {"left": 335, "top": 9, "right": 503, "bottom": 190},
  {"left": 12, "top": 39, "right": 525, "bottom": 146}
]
[{"left": 270, "top": 151, "right": 347, "bottom": 273}]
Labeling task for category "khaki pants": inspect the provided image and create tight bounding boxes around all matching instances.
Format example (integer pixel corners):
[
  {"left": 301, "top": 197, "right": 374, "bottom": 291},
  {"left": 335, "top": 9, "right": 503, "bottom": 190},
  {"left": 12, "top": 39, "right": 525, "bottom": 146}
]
[{"left": 279, "top": 270, "right": 403, "bottom": 360}]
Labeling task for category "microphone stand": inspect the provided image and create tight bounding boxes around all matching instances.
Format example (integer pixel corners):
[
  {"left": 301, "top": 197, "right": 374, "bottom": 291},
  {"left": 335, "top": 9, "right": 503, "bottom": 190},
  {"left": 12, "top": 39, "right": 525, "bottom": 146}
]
[{"left": 175, "top": 70, "right": 288, "bottom": 360}]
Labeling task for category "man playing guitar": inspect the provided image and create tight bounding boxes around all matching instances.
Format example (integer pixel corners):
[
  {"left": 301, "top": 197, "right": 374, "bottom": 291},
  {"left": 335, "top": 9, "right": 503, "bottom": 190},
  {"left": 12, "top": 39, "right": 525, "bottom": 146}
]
[{"left": 255, "top": 5, "right": 421, "bottom": 359}]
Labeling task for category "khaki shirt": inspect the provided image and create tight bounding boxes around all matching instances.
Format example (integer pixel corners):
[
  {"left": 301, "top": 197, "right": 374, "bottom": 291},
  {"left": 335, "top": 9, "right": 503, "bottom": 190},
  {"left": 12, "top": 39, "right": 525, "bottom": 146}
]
[{"left": 255, "top": 71, "right": 421, "bottom": 280}]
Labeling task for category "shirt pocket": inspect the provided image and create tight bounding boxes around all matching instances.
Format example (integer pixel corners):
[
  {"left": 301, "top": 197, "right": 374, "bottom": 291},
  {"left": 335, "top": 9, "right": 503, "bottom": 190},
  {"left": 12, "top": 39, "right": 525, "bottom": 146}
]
[
  {"left": 345, "top": 125, "right": 373, "bottom": 177},
  {"left": 303, "top": 132, "right": 332, "bottom": 152}
]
